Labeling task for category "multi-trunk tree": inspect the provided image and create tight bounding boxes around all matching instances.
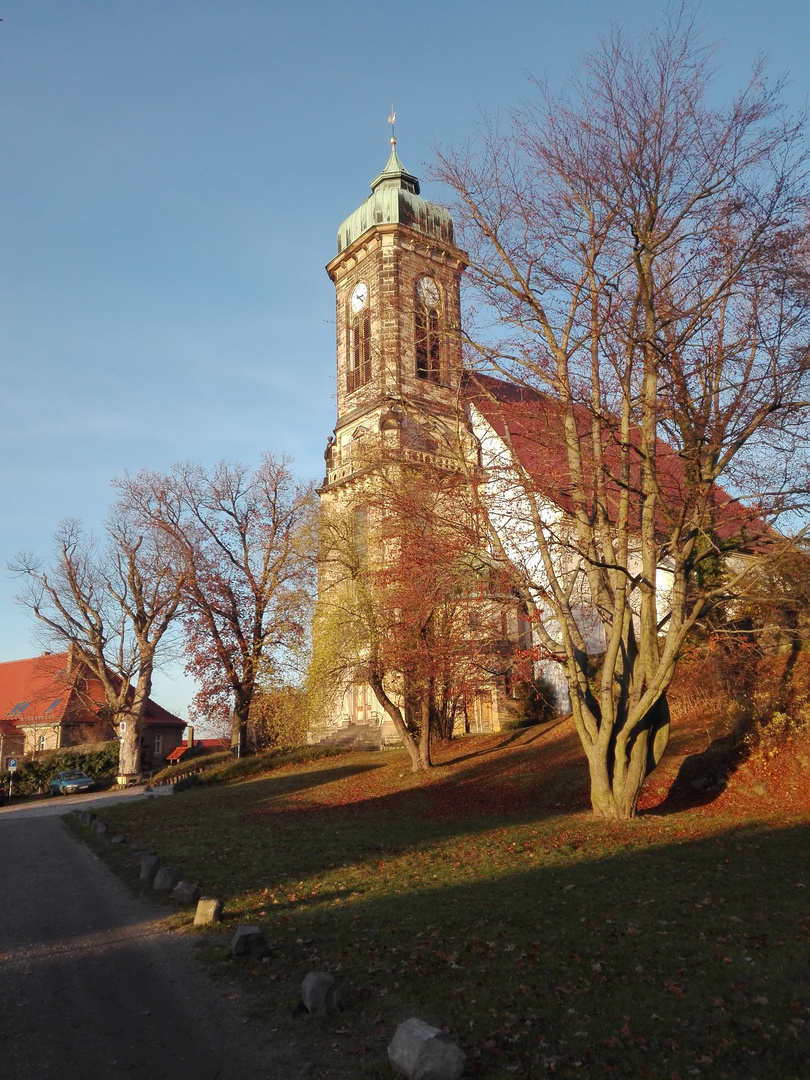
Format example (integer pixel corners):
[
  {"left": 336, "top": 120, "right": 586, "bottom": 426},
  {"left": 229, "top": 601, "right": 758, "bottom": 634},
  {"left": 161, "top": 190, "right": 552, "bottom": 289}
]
[
  {"left": 11, "top": 515, "right": 185, "bottom": 777},
  {"left": 117, "top": 454, "right": 316, "bottom": 756},
  {"left": 436, "top": 11, "right": 810, "bottom": 817}
]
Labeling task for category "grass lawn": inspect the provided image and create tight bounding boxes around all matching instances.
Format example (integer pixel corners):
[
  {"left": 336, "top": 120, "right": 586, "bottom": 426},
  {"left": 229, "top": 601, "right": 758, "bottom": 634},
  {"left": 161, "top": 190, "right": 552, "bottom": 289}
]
[{"left": 72, "top": 723, "right": 810, "bottom": 1079}]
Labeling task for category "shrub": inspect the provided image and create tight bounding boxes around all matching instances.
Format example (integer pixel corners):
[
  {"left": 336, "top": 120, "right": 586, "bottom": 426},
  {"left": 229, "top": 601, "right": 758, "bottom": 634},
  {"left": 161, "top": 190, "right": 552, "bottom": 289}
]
[
  {"left": 744, "top": 709, "right": 810, "bottom": 765},
  {"left": 1, "top": 741, "right": 120, "bottom": 796},
  {"left": 249, "top": 685, "right": 310, "bottom": 751}
]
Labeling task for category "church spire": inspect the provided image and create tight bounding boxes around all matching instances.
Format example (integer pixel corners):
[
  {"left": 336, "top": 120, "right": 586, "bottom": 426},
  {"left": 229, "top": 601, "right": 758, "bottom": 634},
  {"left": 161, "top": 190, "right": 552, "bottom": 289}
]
[
  {"left": 370, "top": 137, "right": 421, "bottom": 196},
  {"left": 335, "top": 137, "right": 453, "bottom": 254}
]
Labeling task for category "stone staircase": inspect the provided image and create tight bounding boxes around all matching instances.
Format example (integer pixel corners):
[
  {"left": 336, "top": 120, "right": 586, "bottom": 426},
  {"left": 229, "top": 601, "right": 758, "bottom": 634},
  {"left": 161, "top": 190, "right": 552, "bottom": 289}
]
[{"left": 318, "top": 723, "right": 383, "bottom": 751}]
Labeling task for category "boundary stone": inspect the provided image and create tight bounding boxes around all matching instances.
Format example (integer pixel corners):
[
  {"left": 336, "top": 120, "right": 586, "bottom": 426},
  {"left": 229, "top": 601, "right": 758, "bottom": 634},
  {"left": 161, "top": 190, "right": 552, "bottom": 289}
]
[
  {"left": 230, "top": 925, "right": 270, "bottom": 962},
  {"left": 139, "top": 854, "right": 160, "bottom": 881},
  {"left": 194, "top": 897, "right": 224, "bottom": 925},
  {"left": 172, "top": 881, "right": 202, "bottom": 904},
  {"left": 153, "top": 866, "right": 182, "bottom": 891},
  {"left": 388, "top": 1017, "right": 466, "bottom": 1080},
  {"left": 301, "top": 971, "right": 340, "bottom": 1014}
]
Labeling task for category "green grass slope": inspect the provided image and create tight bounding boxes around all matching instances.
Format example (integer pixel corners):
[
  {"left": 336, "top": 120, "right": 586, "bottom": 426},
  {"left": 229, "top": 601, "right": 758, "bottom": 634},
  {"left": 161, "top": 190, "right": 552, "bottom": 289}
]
[{"left": 77, "top": 723, "right": 810, "bottom": 1080}]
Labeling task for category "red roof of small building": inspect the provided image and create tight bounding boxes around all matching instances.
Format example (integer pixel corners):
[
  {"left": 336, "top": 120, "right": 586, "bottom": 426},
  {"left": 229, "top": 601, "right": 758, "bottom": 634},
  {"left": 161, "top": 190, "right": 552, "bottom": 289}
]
[
  {"left": 0, "top": 651, "right": 184, "bottom": 732},
  {"left": 197, "top": 738, "right": 230, "bottom": 750},
  {"left": 164, "top": 737, "right": 230, "bottom": 763},
  {"left": 0, "top": 654, "right": 72, "bottom": 724}
]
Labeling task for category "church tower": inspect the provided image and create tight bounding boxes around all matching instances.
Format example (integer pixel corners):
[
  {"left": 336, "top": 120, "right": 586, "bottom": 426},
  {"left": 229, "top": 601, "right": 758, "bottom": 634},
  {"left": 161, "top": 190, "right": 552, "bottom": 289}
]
[
  {"left": 315, "top": 139, "right": 527, "bottom": 740},
  {"left": 317, "top": 139, "right": 469, "bottom": 732},
  {"left": 321, "top": 138, "right": 467, "bottom": 492}
]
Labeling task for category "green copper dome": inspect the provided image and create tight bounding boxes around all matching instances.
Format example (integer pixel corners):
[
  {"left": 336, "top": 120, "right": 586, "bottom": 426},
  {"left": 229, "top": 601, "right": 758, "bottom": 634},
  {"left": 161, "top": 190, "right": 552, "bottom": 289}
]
[{"left": 336, "top": 140, "right": 456, "bottom": 254}]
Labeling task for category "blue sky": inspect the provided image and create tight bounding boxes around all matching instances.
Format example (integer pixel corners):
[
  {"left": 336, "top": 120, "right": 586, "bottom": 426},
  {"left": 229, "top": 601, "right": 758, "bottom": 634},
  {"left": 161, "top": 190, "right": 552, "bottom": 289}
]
[{"left": 1, "top": 0, "right": 807, "bottom": 718}]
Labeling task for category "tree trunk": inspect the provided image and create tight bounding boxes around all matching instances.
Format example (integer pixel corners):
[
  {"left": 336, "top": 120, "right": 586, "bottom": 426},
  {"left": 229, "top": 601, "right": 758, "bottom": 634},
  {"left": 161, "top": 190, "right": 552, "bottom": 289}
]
[
  {"left": 435, "top": 706, "right": 455, "bottom": 741},
  {"left": 117, "top": 713, "right": 143, "bottom": 778},
  {"left": 585, "top": 695, "right": 670, "bottom": 819},
  {"left": 419, "top": 697, "right": 432, "bottom": 769},
  {"left": 368, "top": 673, "right": 427, "bottom": 773},
  {"left": 231, "top": 704, "right": 249, "bottom": 758},
  {"left": 115, "top": 668, "right": 156, "bottom": 780}
]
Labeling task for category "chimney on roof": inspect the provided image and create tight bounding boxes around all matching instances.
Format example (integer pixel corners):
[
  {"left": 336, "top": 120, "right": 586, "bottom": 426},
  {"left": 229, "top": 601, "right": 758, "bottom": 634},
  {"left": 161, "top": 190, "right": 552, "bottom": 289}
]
[
  {"left": 186, "top": 724, "right": 194, "bottom": 748},
  {"left": 41, "top": 651, "right": 52, "bottom": 656}
]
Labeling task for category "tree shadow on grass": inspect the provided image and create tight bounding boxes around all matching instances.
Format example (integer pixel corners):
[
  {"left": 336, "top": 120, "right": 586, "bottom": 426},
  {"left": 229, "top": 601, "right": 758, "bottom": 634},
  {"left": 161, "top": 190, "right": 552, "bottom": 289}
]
[
  {"left": 654, "top": 734, "right": 745, "bottom": 811},
  {"left": 435, "top": 717, "right": 575, "bottom": 769},
  {"left": 651, "top": 718, "right": 774, "bottom": 813},
  {"left": 655, "top": 641, "right": 807, "bottom": 815},
  {"left": 228, "top": 819, "right": 810, "bottom": 1080},
  {"left": 239, "top": 761, "right": 388, "bottom": 802},
  {"left": 241, "top": 737, "right": 592, "bottom": 847}
]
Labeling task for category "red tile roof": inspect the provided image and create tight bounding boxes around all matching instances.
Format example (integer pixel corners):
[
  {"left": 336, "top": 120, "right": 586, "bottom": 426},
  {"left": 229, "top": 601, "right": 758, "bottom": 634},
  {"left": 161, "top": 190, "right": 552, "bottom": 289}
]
[
  {"left": 197, "top": 738, "right": 230, "bottom": 750},
  {"left": 0, "top": 654, "right": 72, "bottom": 724},
  {"left": 464, "top": 373, "right": 765, "bottom": 544},
  {"left": 141, "top": 696, "right": 185, "bottom": 728},
  {"left": 164, "top": 738, "right": 230, "bottom": 763},
  {"left": 0, "top": 651, "right": 184, "bottom": 732}
]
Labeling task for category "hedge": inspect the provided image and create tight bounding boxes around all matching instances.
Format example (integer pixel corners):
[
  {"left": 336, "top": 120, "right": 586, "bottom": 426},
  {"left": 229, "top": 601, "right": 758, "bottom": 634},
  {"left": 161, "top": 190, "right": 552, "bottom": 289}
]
[{"left": 1, "top": 741, "right": 120, "bottom": 796}]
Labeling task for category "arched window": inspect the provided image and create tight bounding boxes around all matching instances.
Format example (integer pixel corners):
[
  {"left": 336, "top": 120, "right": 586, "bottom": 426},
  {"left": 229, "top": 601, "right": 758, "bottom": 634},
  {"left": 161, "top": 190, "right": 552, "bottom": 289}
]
[
  {"left": 415, "top": 275, "right": 443, "bottom": 384},
  {"left": 347, "top": 282, "right": 371, "bottom": 393}
]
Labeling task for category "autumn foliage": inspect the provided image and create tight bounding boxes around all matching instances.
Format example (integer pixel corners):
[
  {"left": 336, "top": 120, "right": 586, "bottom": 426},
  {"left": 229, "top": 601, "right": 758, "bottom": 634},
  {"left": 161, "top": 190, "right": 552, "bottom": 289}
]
[
  {"left": 117, "top": 454, "right": 316, "bottom": 755},
  {"left": 314, "top": 461, "right": 521, "bottom": 771}
]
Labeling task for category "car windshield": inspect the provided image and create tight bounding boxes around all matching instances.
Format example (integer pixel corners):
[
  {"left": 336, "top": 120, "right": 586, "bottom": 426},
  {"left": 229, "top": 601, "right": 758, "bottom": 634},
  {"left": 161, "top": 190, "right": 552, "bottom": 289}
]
[{"left": 61, "top": 771, "right": 87, "bottom": 780}]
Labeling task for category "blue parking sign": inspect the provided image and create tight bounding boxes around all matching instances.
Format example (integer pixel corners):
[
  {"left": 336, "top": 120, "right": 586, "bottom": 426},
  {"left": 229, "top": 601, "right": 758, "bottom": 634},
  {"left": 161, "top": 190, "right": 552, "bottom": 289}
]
[{"left": 8, "top": 759, "right": 17, "bottom": 771}]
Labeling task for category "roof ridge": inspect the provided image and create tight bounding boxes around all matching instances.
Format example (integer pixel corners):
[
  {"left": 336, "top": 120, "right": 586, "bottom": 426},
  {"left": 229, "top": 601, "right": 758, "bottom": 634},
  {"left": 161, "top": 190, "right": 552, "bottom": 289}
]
[{"left": 0, "top": 651, "right": 69, "bottom": 669}]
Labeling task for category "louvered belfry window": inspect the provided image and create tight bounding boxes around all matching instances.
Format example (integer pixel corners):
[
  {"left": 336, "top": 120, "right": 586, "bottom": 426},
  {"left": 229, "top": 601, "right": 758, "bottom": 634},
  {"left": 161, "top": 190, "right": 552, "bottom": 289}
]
[
  {"left": 347, "top": 308, "right": 372, "bottom": 393},
  {"left": 415, "top": 276, "right": 443, "bottom": 383}
]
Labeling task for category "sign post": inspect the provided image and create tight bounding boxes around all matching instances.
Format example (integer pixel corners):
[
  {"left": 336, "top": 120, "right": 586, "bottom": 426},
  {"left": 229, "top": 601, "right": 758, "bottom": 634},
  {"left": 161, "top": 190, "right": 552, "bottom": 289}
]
[{"left": 8, "top": 758, "right": 17, "bottom": 802}]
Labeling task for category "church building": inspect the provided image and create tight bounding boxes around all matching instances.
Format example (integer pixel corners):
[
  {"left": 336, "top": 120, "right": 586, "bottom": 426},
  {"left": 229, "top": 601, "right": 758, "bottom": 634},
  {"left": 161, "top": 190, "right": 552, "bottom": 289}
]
[
  {"left": 313, "top": 137, "right": 770, "bottom": 756},
  {"left": 316, "top": 139, "right": 537, "bottom": 741},
  {"left": 322, "top": 137, "right": 466, "bottom": 499}
]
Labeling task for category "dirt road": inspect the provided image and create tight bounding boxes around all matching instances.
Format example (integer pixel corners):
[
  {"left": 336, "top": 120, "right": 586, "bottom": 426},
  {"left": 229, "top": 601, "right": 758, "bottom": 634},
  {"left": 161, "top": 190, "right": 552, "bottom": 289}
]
[{"left": 0, "top": 801, "right": 284, "bottom": 1079}]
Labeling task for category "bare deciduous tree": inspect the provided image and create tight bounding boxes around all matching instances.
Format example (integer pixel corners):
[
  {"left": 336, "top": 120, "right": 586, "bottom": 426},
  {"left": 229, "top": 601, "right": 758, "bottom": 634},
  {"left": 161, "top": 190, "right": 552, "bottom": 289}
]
[
  {"left": 436, "top": 10, "right": 810, "bottom": 817},
  {"left": 117, "top": 454, "right": 317, "bottom": 757},
  {"left": 11, "top": 515, "right": 185, "bottom": 777}
]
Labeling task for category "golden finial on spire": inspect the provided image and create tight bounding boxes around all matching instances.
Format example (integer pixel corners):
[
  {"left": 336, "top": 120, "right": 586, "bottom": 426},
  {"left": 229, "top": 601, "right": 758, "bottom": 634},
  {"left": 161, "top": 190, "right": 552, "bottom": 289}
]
[{"left": 388, "top": 104, "right": 396, "bottom": 146}]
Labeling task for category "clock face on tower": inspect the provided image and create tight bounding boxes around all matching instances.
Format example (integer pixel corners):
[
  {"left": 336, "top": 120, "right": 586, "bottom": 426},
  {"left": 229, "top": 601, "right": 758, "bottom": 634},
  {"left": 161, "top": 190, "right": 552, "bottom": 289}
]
[
  {"left": 350, "top": 281, "right": 368, "bottom": 312},
  {"left": 416, "top": 275, "right": 441, "bottom": 308}
]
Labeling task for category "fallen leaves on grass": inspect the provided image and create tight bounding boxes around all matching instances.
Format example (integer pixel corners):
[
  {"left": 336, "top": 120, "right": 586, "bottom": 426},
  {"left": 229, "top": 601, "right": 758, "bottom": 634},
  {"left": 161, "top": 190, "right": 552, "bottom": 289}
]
[{"left": 86, "top": 722, "right": 810, "bottom": 1080}]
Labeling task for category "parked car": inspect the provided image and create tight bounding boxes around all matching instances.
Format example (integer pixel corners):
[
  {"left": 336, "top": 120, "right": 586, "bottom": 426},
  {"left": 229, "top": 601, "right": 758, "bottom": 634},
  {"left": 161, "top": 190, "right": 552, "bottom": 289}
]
[{"left": 49, "top": 770, "right": 95, "bottom": 796}]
